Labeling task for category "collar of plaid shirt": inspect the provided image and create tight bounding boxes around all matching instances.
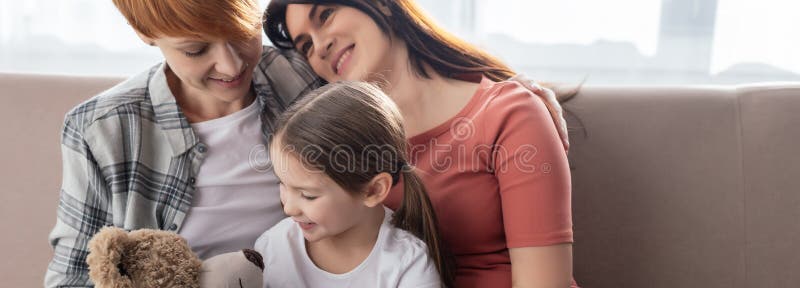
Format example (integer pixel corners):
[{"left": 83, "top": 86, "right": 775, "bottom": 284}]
[{"left": 147, "top": 58, "right": 314, "bottom": 157}]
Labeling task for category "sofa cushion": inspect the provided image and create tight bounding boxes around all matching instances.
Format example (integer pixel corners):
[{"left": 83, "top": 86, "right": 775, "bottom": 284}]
[{"left": 739, "top": 84, "right": 800, "bottom": 288}]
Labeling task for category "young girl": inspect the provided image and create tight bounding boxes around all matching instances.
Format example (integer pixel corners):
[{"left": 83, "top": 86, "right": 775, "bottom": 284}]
[{"left": 255, "top": 81, "right": 452, "bottom": 287}]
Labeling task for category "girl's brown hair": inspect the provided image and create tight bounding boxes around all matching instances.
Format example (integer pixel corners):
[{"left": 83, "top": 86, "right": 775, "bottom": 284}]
[
  {"left": 271, "top": 81, "right": 454, "bottom": 287},
  {"left": 112, "top": 0, "right": 262, "bottom": 42}
]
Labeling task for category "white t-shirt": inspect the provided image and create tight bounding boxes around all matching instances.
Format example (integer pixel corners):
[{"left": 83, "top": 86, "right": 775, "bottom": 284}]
[
  {"left": 255, "top": 207, "right": 441, "bottom": 288},
  {"left": 179, "top": 100, "right": 285, "bottom": 259}
]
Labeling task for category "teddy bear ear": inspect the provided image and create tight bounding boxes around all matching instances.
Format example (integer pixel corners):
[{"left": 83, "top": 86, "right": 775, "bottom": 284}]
[
  {"left": 242, "top": 249, "right": 264, "bottom": 271},
  {"left": 87, "top": 227, "right": 134, "bottom": 287}
]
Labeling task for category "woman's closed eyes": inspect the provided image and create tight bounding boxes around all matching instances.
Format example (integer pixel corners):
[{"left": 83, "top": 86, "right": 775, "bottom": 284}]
[{"left": 183, "top": 45, "right": 209, "bottom": 58}]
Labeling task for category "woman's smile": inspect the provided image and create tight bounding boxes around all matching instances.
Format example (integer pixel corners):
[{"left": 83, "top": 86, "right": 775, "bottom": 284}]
[{"left": 333, "top": 44, "right": 355, "bottom": 75}]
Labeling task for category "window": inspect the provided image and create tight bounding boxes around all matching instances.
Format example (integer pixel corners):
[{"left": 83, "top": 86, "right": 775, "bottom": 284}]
[
  {"left": 418, "top": 0, "right": 800, "bottom": 84},
  {"left": 1, "top": 0, "right": 798, "bottom": 85},
  {"left": 0, "top": 0, "right": 162, "bottom": 76}
]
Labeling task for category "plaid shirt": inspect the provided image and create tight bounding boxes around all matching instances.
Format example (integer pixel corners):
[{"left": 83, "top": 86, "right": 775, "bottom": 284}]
[{"left": 45, "top": 46, "right": 321, "bottom": 287}]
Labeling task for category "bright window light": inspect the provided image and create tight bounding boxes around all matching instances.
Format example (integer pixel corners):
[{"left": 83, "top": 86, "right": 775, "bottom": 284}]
[{"left": 1, "top": 0, "right": 797, "bottom": 85}]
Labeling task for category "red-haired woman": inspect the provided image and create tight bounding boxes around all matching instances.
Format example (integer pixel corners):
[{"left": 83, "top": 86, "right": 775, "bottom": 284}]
[
  {"left": 45, "top": 1, "right": 320, "bottom": 286},
  {"left": 265, "top": 1, "right": 578, "bottom": 287}
]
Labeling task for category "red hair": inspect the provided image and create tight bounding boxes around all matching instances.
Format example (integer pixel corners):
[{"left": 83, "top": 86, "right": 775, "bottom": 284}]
[{"left": 112, "top": 0, "right": 262, "bottom": 41}]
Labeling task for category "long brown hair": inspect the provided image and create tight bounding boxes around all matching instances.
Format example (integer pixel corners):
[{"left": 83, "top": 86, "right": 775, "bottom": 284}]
[
  {"left": 271, "top": 81, "right": 454, "bottom": 287},
  {"left": 265, "top": 0, "right": 578, "bottom": 102},
  {"left": 265, "top": 0, "right": 514, "bottom": 81}
]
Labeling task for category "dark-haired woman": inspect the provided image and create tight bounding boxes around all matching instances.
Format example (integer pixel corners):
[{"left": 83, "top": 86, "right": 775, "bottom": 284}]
[{"left": 265, "top": 1, "right": 578, "bottom": 287}]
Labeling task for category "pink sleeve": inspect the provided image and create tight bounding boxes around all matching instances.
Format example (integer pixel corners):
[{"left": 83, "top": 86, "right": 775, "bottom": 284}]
[{"left": 488, "top": 82, "right": 574, "bottom": 248}]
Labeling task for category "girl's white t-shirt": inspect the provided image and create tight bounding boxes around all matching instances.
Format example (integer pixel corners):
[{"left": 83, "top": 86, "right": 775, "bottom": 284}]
[
  {"left": 179, "top": 100, "right": 285, "bottom": 259},
  {"left": 254, "top": 207, "right": 441, "bottom": 288}
]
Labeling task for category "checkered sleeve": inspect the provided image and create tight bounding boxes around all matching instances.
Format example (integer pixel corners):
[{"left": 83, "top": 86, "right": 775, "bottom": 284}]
[
  {"left": 255, "top": 46, "right": 323, "bottom": 136},
  {"left": 259, "top": 46, "right": 323, "bottom": 105},
  {"left": 45, "top": 114, "right": 112, "bottom": 288}
]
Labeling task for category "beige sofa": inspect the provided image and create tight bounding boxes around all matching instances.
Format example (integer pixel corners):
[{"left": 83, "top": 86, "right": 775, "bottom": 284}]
[{"left": 1, "top": 72, "right": 798, "bottom": 287}]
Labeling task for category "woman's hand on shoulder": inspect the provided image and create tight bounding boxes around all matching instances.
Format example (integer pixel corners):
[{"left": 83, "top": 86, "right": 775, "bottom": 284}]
[{"left": 508, "top": 74, "right": 569, "bottom": 153}]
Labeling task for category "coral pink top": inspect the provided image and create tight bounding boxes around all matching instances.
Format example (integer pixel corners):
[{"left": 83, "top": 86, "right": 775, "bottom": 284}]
[{"left": 385, "top": 76, "right": 578, "bottom": 288}]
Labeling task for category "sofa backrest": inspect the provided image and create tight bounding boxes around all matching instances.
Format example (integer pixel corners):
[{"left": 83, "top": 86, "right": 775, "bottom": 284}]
[
  {"left": 0, "top": 73, "right": 123, "bottom": 286},
  {"left": 1, "top": 72, "right": 798, "bottom": 287},
  {"left": 564, "top": 84, "right": 800, "bottom": 288}
]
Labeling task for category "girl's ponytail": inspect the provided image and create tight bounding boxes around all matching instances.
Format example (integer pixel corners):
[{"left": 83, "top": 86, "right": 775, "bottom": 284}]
[{"left": 392, "top": 166, "right": 455, "bottom": 287}]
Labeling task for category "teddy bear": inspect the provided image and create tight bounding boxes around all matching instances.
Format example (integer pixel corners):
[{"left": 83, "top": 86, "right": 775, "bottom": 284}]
[{"left": 86, "top": 226, "right": 264, "bottom": 288}]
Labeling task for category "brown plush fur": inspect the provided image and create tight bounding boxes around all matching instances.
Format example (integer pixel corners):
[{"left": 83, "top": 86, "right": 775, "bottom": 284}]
[{"left": 87, "top": 227, "right": 203, "bottom": 288}]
